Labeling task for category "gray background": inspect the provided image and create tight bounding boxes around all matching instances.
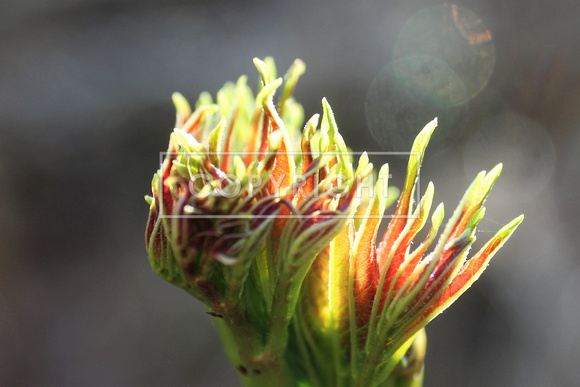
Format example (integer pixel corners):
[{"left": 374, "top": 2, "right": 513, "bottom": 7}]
[{"left": 1, "top": 0, "right": 579, "bottom": 386}]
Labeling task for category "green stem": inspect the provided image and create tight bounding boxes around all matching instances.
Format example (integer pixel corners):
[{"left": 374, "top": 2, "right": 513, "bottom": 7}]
[
  {"left": 355, "top": 356, "right": 379, "bottom": 387},
  {"left": 215, "top": 318, "right": 294, "bottom": 387}
]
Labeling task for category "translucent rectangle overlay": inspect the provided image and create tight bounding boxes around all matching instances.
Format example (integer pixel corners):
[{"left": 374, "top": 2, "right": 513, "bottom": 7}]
[{"left": 158, "top": 151, "right": 420, "bottom": 220}]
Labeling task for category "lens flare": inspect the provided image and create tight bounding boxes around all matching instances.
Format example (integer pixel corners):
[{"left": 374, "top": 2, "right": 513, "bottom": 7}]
[
  {"left": 365, "top": 57, "right": 467, "bottom": 152},
  {"left": 394, "top": 4, "right": 494, "bottom": 105}
]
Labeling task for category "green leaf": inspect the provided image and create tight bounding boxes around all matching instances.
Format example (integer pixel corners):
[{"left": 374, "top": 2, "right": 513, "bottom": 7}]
[
  {"left": 172, "top": 128, "right": 204, "bottom": 153},
  {"left": 254, "top": 57, "right": 273, "bottom": 85},
  {"left": 377, "top": 118, "right": 437, "bottom": 268},
  {"left": 279, "top": 58, "right": 306, "bottom": 117},
  {"left": 329, "top": 220, "right": 355, "bottom": 331},
  {"left": 208, "top": 115, "right": 227, "bottom": 166},
  {"left": 195, "top": 90, "right": 213, "bottom": 108},
  {"left": 172, "top": 92, "right": 192, "bottom": 120}
]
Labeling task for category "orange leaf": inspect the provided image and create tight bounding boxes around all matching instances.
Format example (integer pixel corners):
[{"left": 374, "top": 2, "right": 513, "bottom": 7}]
[
  {"left": 422, "top": 215, "right": 523, "bottom": 321},
  {"left": 393, "top": 203, "right": 444, "bottom": 294},
  {"left": 381, "top": 183, "right": 434, "bottom": 307},
  {"left": 351, "top": 165, "right": 389, "bottom": 330},
  {"left": 377, "top": 119, "right": 436, "bottom": 270}
]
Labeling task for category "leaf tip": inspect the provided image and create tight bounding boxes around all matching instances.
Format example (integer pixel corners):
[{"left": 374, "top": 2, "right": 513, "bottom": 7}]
[{"left": 172, "top": 92, "right": 192, "bottom": 119}]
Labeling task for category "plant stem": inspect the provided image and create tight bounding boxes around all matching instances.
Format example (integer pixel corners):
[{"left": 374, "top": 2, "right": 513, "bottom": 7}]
[{"left": 215, "top": 318, "right": 295, "bottom": 387}]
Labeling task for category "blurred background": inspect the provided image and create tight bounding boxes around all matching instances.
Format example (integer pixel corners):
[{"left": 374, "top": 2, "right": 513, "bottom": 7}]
[{"left": 1, "top": 0, "right": 579, "bottom": 385}]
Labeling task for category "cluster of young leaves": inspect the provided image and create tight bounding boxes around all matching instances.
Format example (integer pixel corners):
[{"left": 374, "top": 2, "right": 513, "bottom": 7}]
[
  {"left": 145, "top": 58, "right": 375, "bottom": 381},
  {"left": 145, "top": 58, "right": 523, "bottom": 387},
  {"left": 291, "top": 117, "right": 523, "bottom": 386}
]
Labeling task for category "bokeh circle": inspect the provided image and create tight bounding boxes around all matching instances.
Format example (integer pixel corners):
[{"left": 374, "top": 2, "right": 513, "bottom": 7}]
[{"left": 394, "top": 4, "right": 494, "bottom": 105}]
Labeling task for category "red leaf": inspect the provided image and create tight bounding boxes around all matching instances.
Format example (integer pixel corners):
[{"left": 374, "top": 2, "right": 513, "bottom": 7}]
[
  {"left": 352, "top": 215, "right": 381, "bottom": 329},
  {"left": 419, "top": 215, "right": 523, "bottom": 323}
]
